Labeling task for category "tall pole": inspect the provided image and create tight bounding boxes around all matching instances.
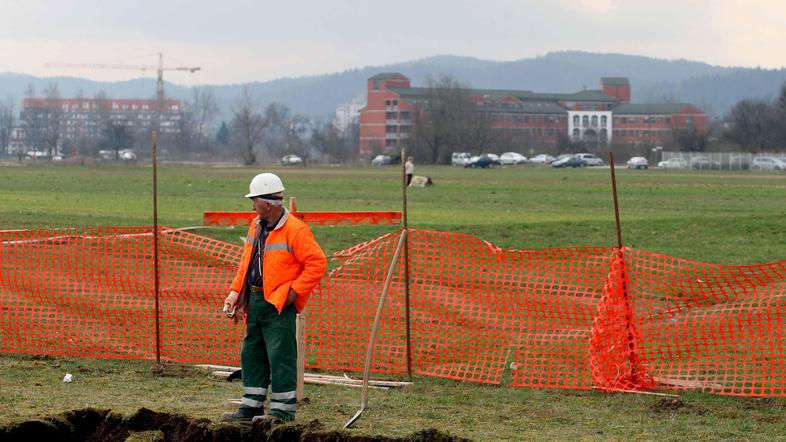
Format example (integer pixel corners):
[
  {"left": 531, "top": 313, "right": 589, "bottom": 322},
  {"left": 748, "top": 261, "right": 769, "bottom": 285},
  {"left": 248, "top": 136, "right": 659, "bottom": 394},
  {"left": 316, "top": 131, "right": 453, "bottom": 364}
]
[
  {"left": 609, "top": 152, "right": 623, "bottom": 248},
  {"left": 401, "top": 148, "right": 412, "bottom": 380},
  {"left": 608, "top": 152, "right": 638, "bottom": 383},
  {"left": 152, "top": 130, "right": 161, "bottom": 364}
]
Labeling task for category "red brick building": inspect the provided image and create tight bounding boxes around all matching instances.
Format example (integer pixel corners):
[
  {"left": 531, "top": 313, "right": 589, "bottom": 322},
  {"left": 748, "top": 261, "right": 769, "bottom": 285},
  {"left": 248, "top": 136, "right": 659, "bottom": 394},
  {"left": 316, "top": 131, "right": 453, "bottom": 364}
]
[{"left": 359, "top": 73, "right": 707, "bottom": 157}]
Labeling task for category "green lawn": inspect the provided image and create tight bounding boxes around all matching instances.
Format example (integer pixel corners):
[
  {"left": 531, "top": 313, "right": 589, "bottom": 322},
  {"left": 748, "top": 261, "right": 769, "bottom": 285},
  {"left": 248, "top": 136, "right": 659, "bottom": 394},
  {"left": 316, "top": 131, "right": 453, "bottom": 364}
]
[{"left": 1, "top": 162, "right": 786, "bottom": 440}]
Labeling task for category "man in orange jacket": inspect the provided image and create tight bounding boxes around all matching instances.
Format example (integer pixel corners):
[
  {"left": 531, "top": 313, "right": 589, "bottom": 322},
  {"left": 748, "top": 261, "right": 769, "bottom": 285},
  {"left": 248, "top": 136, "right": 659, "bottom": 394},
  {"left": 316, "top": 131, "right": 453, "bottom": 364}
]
[{"left": 221, "top": 172, "right": 327, "bottom": 423}]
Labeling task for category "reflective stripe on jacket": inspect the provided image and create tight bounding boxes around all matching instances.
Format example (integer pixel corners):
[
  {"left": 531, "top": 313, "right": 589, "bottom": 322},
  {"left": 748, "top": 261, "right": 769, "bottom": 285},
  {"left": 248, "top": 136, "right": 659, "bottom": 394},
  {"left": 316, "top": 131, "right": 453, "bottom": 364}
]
[{"left": 230, "top": 209, "right": 327, "bottom": 313}]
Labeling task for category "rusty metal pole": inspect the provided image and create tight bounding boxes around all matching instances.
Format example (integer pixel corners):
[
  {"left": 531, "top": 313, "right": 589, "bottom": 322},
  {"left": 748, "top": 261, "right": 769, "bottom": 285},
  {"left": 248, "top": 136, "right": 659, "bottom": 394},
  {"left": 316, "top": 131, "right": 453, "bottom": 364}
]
[
  {"left": 609, "top": 152, "right": 623, "bottom": 248},
  {"left": 152, "top": 130, "right": 161, "bottom": 364},
  {"left": 401, "top": 148, "right": 412, "bottom": 380}
]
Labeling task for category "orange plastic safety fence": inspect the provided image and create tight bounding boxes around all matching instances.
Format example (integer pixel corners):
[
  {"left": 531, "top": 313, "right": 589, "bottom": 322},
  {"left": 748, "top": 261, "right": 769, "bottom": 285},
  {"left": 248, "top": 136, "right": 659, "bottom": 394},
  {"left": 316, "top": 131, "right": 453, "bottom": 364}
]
[
  {"left": 2, "top": 227, "right": 785, "bottom": 396},
  {"left": 308, "top": 229, "right": 786, "bottom": 396},
  {"left": 0, "top": 226, "right": 243, "bottom": 364}
]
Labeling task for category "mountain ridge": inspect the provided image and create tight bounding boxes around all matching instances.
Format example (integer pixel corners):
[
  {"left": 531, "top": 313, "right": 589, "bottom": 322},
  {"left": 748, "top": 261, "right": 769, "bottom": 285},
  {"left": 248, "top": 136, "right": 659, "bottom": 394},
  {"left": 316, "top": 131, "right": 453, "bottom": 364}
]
[{"left": 2, "top": 51, "right": 785, "bottom": 120}]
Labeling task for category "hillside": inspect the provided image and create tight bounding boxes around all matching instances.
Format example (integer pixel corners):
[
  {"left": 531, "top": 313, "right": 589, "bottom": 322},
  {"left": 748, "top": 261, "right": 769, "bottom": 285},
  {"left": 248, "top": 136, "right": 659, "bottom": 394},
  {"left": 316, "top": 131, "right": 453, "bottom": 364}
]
[{"left": 2, "top": 51, "right": 785, "bottom": 120}]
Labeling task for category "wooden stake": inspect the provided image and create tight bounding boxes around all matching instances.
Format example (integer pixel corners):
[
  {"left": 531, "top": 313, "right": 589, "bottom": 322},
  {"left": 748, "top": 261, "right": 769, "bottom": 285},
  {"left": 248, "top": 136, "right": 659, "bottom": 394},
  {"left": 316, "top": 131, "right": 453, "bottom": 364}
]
[{"left": 152, "top": 130, "right": 161, "bottom": 365}]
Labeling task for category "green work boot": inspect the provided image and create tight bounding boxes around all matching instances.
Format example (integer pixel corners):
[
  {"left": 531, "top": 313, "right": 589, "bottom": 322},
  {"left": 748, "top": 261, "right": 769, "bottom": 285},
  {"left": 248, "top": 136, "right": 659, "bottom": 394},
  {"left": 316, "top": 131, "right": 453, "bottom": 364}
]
[{"left": 220, "top": 407, "right": 264, "bottom": 422}]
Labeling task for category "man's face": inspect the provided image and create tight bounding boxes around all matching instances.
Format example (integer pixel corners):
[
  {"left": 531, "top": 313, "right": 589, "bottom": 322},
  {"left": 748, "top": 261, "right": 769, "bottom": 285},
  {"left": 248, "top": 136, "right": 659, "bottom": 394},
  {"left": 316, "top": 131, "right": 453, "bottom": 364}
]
[{"left": 251, "top": 197, "right": 272, "bottom": 217}]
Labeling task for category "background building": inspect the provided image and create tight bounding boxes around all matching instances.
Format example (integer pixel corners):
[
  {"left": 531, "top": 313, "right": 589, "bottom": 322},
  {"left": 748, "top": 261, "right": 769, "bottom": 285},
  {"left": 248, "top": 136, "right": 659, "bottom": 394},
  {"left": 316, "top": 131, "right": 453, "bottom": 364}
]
[
  {"left": 10, "top": 97, "right": 183, "bottom": 156},
  {"left": 333, "top": 98, "right": 365, "bottom": 135},
  {"left": 359, "top": 73, "right": 707, "bottom": 158}
]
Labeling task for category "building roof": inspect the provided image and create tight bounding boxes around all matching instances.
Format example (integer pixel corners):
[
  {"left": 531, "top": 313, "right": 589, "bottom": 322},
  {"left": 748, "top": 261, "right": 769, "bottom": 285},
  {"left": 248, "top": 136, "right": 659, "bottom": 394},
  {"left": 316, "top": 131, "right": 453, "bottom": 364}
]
[
  {"left": 389, "top": 87, "right": 617, "bottom": 103},
  {"left": 601, "top": 77, "right": 630, "bottom": 86},
  {"left": 368, "top": 73, "right": 409, "bottom": 80},
  {"left": 612, "top": 103, "right": 693, "bottom": 115},
  {"left": 526, "top": 90, "right": 617, "bottom": 102}
]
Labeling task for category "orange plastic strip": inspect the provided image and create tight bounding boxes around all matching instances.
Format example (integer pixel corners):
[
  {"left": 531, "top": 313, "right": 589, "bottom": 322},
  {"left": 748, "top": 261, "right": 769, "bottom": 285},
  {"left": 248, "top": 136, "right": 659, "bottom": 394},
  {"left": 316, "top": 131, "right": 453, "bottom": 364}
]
[{"left": 203, "top": 211, "right": 402, "bottom": 226}]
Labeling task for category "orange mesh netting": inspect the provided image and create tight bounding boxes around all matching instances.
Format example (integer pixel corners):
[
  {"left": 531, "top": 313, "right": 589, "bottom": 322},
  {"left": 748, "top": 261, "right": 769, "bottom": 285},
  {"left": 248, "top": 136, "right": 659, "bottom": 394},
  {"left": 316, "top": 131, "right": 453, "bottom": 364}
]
[
  {"left": 1, "top": 226, "right": 240, "bottom": 363},
  {"left": 1, "top": 227, "right": 784, "bottom": 396},
  {"left": 308, "top": 229, "right": 785, "bottom": 396}
]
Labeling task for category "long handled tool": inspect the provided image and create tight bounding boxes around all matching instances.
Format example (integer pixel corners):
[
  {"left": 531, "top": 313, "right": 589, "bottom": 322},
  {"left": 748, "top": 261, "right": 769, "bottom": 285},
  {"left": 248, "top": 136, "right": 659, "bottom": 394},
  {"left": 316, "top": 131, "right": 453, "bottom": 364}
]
[{"left": 344, "top": 229, "right": 408, "bottom": 429}]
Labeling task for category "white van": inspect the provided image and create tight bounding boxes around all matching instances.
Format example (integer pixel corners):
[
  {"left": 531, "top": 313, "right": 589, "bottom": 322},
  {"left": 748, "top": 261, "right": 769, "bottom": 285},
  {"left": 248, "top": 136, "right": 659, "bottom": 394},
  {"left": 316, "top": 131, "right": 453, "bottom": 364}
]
[{"left": 451, "top": 152, "right": 471, "bottom": 166}]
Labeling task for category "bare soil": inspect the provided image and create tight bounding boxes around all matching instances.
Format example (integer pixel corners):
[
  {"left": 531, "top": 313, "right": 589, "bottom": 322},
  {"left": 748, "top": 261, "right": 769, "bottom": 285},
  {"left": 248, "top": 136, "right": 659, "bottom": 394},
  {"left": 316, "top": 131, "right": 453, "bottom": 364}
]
[{"left": 0, "top": 407, "right": 470, "bottom": 442}]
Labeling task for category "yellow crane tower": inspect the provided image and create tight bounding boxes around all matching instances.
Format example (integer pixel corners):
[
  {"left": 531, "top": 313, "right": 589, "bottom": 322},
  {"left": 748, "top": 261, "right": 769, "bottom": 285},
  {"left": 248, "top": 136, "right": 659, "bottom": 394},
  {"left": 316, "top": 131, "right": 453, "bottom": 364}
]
[{"left": 46, "top": 52, "right": 200, "bottom": 102}]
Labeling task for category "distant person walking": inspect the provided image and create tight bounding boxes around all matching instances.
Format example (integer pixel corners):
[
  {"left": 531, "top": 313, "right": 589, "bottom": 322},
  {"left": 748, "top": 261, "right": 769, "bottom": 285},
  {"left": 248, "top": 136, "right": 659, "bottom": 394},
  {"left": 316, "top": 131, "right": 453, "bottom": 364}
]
[
  {"left": 221, "top": 172, "right": 327, "bottom": 423},
  {"left": 405, "top": 156, "right": 414, "bottom": 186}
]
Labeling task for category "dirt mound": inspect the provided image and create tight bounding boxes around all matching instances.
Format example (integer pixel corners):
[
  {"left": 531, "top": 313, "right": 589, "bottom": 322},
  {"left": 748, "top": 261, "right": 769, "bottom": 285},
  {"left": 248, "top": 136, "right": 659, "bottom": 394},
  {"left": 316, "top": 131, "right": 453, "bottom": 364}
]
[{"left": 0, "top": 408, "right": 470, "bottom": 442}]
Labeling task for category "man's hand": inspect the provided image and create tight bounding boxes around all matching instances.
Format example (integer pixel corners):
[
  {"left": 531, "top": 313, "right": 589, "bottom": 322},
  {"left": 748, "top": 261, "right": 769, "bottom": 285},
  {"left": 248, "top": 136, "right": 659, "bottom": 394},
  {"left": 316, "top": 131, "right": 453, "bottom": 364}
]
[
  {"left": 285, "top": 288, "right": 298, "bottom": 307},
  {"left": 223, "top": 291, "right": 244, "bottom": 324}
]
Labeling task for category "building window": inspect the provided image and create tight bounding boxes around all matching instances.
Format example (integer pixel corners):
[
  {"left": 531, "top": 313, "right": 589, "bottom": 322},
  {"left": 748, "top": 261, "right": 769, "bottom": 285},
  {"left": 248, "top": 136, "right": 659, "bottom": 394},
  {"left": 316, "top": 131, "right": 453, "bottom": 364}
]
[
  {"left": 601, "top": 116, "right": 607, "bottom": 127},
  {"left": 573, "top": 115, "right": 579, "bottom": 126},
  {"left": 373, "top": 80, "right": 379, "bottom": 90},
  {"left": 591, "top": 115, "right": 598, "bottom": 127},
  {"left": 582, "top": 115, "right": 589, "bottom": 127},
  {"left": 573, "top": 128, "right": 580, "bottom": 138},
  {"left": 600, "top": 129, "right": 607, "bottom": 139}
]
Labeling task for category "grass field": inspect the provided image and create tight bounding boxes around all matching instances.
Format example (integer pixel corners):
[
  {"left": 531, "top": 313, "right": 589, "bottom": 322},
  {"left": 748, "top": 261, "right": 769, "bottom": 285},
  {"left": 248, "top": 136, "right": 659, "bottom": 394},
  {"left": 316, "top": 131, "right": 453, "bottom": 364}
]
[{"left": 2, "top": 162, "right": 786, "bottom": 440}]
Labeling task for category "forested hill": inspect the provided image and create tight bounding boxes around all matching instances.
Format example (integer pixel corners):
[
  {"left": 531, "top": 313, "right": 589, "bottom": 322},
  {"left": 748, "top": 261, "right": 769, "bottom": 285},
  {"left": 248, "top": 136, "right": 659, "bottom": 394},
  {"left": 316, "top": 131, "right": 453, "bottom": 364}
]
[{"left": 2, "top": 51, "right": 785, "bottom": 119}]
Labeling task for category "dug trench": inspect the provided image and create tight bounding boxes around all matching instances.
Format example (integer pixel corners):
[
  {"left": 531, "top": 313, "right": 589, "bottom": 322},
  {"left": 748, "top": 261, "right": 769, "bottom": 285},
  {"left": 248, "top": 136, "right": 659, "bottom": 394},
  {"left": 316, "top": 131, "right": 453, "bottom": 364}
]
[{"left": 0, "top": 407, "right": 470, "bottom": 442}]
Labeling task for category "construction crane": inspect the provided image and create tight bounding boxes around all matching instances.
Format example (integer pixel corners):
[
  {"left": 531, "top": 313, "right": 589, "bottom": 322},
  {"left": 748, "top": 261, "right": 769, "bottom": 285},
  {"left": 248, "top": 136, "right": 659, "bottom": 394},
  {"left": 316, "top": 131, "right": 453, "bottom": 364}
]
[{"left": 46, "top": 52, "right": 200, "bottom": 102}]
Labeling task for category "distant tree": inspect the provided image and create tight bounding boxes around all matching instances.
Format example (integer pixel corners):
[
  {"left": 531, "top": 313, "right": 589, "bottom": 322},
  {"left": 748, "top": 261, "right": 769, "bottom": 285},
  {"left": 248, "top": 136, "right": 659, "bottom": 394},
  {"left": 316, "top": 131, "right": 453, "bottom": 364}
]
[
  {"left": 0, "top": 98, "right": 15, "bottom": 155},
  {"left": 675, "top": 127, "right": 710, "bottom": 152},
  {"left": 230, "top": 87, "right": 266, "bottom": 165},
  {"left": 42, "top": 82, "right": 62, "bottom": 159},
  {"left": 311, "top": 120, "right": 356, "bottom": 163},
  {"left": 102, "top": 123, "right": 134, "bottom": 159},
  {"left": 772, "top": 83, "right": 786, "bottom": 145},
  {"left": 723, "top": 99, "right": 777, "bottom": 151},
  {"left": 215, "top": 121, "right": 230, "bottom": 147},
  {"left": 259, "top": 102, "right": 291, "bottom": 159},
  {"left": 412, "top": 75, "right": 495, "bottom": 164},
  {"left": 190, "top": 87, "right": 219, "bottom": 153}
]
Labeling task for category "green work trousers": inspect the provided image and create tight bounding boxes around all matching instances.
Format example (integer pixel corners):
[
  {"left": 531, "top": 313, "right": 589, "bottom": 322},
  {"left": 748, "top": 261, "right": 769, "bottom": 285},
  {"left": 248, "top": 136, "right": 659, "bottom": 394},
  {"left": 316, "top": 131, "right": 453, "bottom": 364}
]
[{"left": 240, "top": 291, "right": 297, "bottom": 420}]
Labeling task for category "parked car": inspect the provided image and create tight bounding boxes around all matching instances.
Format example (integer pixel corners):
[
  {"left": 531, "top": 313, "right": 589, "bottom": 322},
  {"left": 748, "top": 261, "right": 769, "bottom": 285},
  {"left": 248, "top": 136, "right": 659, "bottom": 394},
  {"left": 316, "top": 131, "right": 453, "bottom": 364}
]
[
  {"left": 24, "top": 150, "right": 48, "bottom": 159},
  {"left": 499, "top": 152, "right": 528, "bottom": 165},
  {"left": 281, "top": 154, "right": 303, "bottom": 165},
  {"left": 484, "top": 153, "right": 501, "bottom": 165},
  {"left": 657, "top": 157, "right": 688, "bottom": 169},
  {"left": 626, "top": 157, "right": 649, "bottom": 169},
  {"left": 451, "top": 152, "right": 471, "bottom": 166},
  {"left": 575, "top": 153, "right": 604, "bottom": 166},
  {"left": 551, "top": 155, "right": 587, "bottom": 168},
  {"left": 464, "top": 154, "right": 496, "bottom": 168},
  {"left": 371, "top": 154, "right": 393, "bottom": 166},
  {"left": 690, "top": 156, "right": 721, "bottom": 170},
  {"left": 529, "top": 154, "right": 556, "bottom": 164},
  {"left": 119, "top": 149, "right": 137, "bottom": 161},
  {"left": 751, "top": 156, "right": 786, "bottom": 171}
]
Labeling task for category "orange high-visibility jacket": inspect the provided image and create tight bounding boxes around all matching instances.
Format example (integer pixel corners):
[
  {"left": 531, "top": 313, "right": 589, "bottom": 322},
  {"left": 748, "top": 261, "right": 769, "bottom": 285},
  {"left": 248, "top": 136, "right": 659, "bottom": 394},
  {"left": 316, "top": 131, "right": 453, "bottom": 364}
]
[{"left": 229, "top": 210, "right": 327, "bottom": 313}]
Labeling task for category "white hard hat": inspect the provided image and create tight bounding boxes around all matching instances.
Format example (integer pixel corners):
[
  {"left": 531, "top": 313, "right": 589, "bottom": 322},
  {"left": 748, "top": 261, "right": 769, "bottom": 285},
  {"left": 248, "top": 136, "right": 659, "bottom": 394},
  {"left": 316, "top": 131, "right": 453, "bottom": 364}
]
[{"left": 245, "top": 173, "right": 285, "bottom": 198}]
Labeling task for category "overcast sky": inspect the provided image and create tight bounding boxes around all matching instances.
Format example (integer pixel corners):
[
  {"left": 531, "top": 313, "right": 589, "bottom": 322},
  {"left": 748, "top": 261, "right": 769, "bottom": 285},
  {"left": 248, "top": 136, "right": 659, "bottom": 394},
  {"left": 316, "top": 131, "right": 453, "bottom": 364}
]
[{"left": 1, "top": 0, "right": 784, "bottom": 86}]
